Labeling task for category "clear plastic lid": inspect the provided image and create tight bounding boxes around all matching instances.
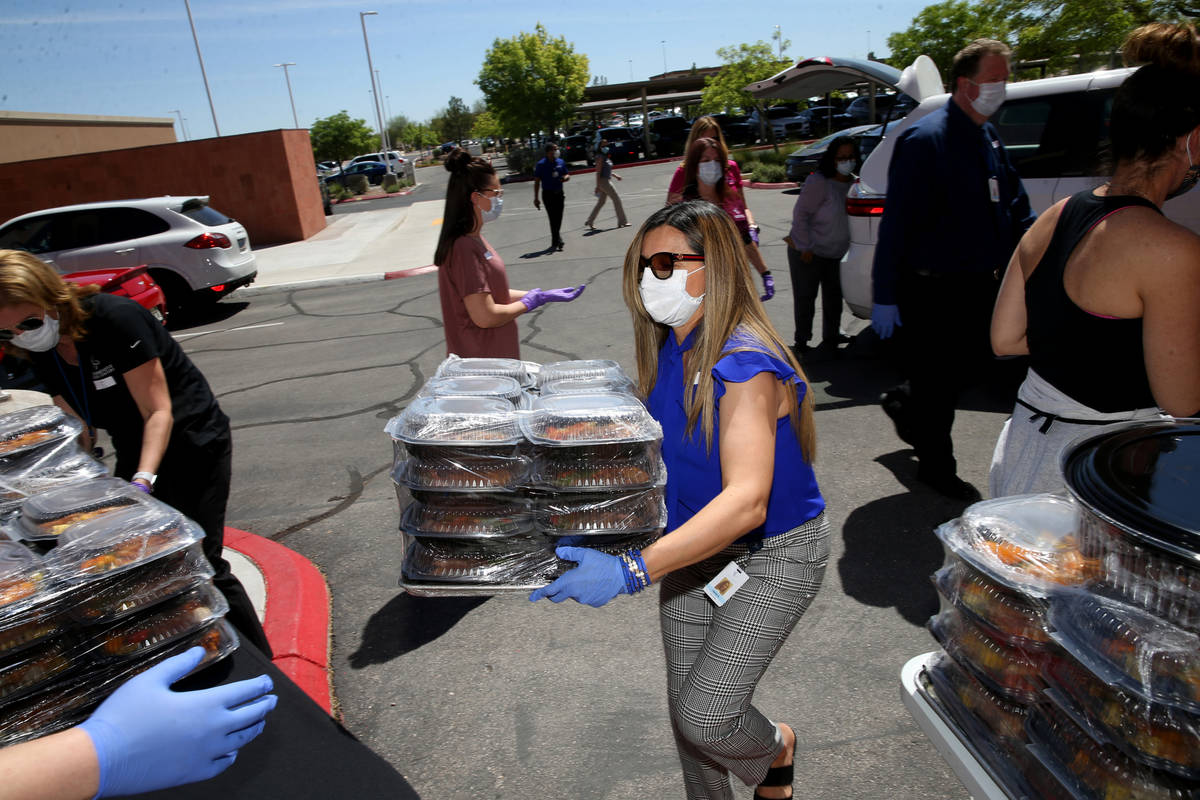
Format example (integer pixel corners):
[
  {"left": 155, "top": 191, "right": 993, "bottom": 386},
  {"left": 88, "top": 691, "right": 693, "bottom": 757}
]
[
  {"left": 0, "top": 638, "right": 74, "bottom": 708},
  {"left": 417, "top": 375, "right": 525, "bottom": 405},
  {"left": 17, "top": 478, "right": 144, "bottom": 541},
  {"left": 925, "top": 649, "right": 1029, "bottom": 742},
  {"left": 50, "top": 511, "right": 201, "bottom": 582},
  {"left": 402, "top": 534, "right": 559, "bottom": 585},
  {"left": 1025, "top": 702, "right": 1199, "bottom": 800},
  {"left": 536, "top": 359, "right": 627, "bottom": 385},
  {"left": 400, "top": 495, "right": 533, "bottom": 538},
  {"left": 528, "top": 449, "right": 666, "bottom": 492},
  {"left": 521, "top": 392, "right": 662, "bottom": 446},
  {"left": 436, "top": 355, "right": 534, "bottom": 387},
  {"left": 539, "top": 375, "right": 636, "bottom": 396},
  {"left": 391, "top": 451, "right": 531, "bottom": 492},
  {"left": 933, "top": 558, "right": 1052, "bottom": 649},
  {"left": 385, "top": 396, "right": 523, "bottom": 446},
  {"left": 0, "top": 667, "right": 103, "bottom": 745},
  {"left": 0, "top": 542, "right": 50, "bottom": 614},
  {"left": 1047, "top": 588, "right": 1200, "bottom": 715},
  {"left": 935, "top": 494, "right": 1096, "bottom": 598},
  {"left": 535, "top": 488, "right": 666, "bottom": 534},
  {"left": 0, "top": 406, "right": 75, "bottom": 458},
  {"left": 68, "top": 544, "right": 214, "bottom": 625},
  {"left": 1043, "top": 650, "right": 1200, "bottom": 780},
  {"left": 0, "top": 451, "right": 108, "bottom": 509},
  {"left": 92, "top": 581, "right": 228, "bottom": 661},
  {"left": 0, "top": 603, "right": 68, "bottom": 660},
  {"left": 927, "top": 607, "right": 1044, "bottom": 704}
]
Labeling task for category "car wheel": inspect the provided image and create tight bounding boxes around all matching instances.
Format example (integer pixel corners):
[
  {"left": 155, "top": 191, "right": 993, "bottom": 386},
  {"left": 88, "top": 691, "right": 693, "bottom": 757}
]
[{"left": 149, "top": 269, "right": 193, "bottom": 320}]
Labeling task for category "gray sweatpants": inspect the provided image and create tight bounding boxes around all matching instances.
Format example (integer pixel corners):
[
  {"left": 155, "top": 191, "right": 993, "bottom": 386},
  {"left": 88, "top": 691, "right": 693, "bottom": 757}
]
[{"left": 584, "top": 177, "right": 627, "bottom": 227}]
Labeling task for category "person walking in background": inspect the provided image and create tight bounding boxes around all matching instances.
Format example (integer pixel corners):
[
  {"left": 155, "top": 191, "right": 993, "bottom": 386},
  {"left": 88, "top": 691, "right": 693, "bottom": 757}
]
[
  {"left": 786, "top": 136, "right": 858, "bottom": 358},
  {"left": 870, "top": 38, "right": 1035, "bottom": 500},
  {"left": 988, "top": 22, "right": 1200, "bottom": 497},
  {"left": 0, "top": 250, "right": 272, "bottom": 655},
  {"left": 532, "top": 201, "right": 829, "bottom": 800},
  {"left": 672, "top": 136, "right": 775, "bottom": 302},
  {"left": 666, "top": 115, "right": 735, "bottom": 205},
  {"left": 433, "top": 148, "right": 584, "bottom": 359},
  {"left": 533, "top": 143, "right": 570, "bottom": 251},
  {"left": 584, "top": 139, "right": 628, "bottom": 231}
]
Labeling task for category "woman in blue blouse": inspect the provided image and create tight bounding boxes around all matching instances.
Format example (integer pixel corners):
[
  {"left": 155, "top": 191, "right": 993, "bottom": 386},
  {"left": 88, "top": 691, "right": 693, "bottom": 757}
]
[{"left": 531, "top": 201, "right": 830, "bottom": 800}]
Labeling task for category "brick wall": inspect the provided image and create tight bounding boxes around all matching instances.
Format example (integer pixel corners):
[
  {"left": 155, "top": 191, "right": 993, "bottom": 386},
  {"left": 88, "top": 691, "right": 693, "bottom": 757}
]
[{"left": 0, "top": 129, "right": 324, "bottom": 245}]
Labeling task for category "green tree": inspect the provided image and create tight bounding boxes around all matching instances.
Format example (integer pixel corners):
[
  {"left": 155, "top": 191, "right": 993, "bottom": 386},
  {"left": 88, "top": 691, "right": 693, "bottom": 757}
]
[
  {"left": 476, "top": 23, "right": 590, "bottom": 138},
  {"left": 386, "top": 114, "right": 412, "bottom": 149},
  {"left": 439, "top": 96, "right": 475, "bottom": 144},
  {"left": 470, "top": 110, "right": 503, "bottom": 145},
  {"left": 699, "top": 40, "right": 791, "bottom": 147},
  {"left": 309, "top": 111, "right": 377, "bottom": 166},
  {"left": 885, "top": 0, "right": 1007, "bottom": 82}
]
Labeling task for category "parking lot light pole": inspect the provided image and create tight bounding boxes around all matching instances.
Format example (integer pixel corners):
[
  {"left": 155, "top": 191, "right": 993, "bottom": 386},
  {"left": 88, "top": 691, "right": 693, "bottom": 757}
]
[
  {"left": 183, "top": 0, "right": 220, "bottom": 137},
  {"left": 359, "top": 11, "right": 387, "bottom": 162},
  {"left": 169, "top": 109, "right": 188, "bottom": 141},
  {"left": 273, "top": 62, "right": 299, "bottom": 128}
]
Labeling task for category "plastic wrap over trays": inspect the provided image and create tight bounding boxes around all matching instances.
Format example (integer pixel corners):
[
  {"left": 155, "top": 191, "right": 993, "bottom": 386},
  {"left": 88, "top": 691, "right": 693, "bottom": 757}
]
[{"left": 387, "top": 357, "right": 666, "bottom": 597}]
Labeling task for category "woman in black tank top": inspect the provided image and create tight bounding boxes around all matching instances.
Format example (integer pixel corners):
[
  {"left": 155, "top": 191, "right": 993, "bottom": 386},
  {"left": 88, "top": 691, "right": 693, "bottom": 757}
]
[{"left": 988, "top": 22, "right": 1200, "bottom": 497}]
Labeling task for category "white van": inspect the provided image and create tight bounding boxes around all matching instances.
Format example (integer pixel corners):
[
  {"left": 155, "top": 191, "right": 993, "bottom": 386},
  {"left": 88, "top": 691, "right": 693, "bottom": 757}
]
[
  {"left": 349, "top": 151, "right": 407, "bottom": 172},
  {"left": 840, "top": 66, "right": 1200, "bottom": 318}
]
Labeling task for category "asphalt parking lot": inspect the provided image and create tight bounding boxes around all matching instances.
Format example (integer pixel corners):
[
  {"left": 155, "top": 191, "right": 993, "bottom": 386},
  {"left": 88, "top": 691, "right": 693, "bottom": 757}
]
[{"left": 176, "top": 158, "right": 1021, "bottom": 799}]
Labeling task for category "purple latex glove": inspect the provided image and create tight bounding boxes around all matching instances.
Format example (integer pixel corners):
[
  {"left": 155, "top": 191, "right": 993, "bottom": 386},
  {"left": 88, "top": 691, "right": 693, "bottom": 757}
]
[
  {"left": 520, "top": 284, "right": 586, "bottom": 312},
  {"left": 759, "top": 271, "right": 775, "bottom": 301},
  {"left": 529, "top": 546, "right": 629, "bottom": 607},
  {"left": 748, "top": 225, "right": 760, "bottom": 245},
  {"left": 80, "top": 647, "right": 277, "bottom": 798},
  {"left": 871, "top": 303, "right": 902, "bottom": 339}
]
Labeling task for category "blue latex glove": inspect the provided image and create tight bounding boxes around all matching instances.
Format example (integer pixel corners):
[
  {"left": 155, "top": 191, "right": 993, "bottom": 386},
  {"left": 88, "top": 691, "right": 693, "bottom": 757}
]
[
  {"left": 529, "top": 546, "right": 629, "bottom": 607},
  {"left": 871, "top": 303, "right": 902, "bottom": 339},
  {"left": 80, "top": 647, "right": 277, "bottom": 798},
  {"left": 760, "top": 271, "right": 775, "bottom": 301},
  {"left": 520, "top": 284, "right": 586, "bottom": 311}
]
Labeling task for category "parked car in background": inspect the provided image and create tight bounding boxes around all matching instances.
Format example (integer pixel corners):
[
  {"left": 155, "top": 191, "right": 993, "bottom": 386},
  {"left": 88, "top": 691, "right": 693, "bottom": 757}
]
[
  {"left": 349, "top": 151, "right": 406, "bottom": 172},
  {"left": 841, "top": 65, "right": 1200, "bottom": 319},
  {"left": 706, "top": 113, "right": 755, "bottom": 146},
  {"left": 843, "top": 93, "right": 918, "bottom": 126},
  {"left": 648, "top": 116, "right": 691, "bottom": 157},
  {"left": 593, "top": 127, "right": 643, "bottom": 163},
  {"left": 747, "top": 105, "right": 807, "bottom": 139},
  {"left": 793, "top": 106, "right": 853, "bottom": 138},
  {"left": 559, "top": 135, "right": 590, "bottom": 164},
  {"left": 318, "top": 176, "right": 333, "bottom": 215},
  {"left": 0, "top": 196, "right": 257, "bottom": 314},
  {"left": 784, "top": 124, "right": 878, "bottom": 183},
  {"left": 326, "top": 161, "right": 387, "bottom": 186}
]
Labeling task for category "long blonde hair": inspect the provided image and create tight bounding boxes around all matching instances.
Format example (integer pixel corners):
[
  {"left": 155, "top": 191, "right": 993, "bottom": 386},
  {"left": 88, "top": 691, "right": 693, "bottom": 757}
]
[
  {"left": 0, "top": 250, "right": 96, "bottom": 349},
  {"left": 621, "top": 201, "right": 816, "bottom": 462}
]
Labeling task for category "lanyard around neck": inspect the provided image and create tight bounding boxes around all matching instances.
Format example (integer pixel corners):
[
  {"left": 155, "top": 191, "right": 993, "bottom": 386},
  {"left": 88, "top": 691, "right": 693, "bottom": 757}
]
[{"left": 53, "top": 350, "right": 93, "bottom": 435}]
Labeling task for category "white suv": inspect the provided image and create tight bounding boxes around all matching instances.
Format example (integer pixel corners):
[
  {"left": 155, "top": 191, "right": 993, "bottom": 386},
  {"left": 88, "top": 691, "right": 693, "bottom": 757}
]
[
  {"left": 349, "top": 151, "right": 406, "bottom": 172},
  {"left": 0, "top": 196, "right": 257, "bottom": 313},
  {"left": 841, "top": 67, "right": 1200, "bottom": 318}
]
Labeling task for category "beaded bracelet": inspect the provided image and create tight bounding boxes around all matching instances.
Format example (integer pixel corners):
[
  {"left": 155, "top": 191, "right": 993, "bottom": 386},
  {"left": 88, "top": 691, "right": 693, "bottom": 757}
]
[
  {"left": 617, "top": 553, "right": 638, "bottom": 594},
  {"left": 619, "top": 549, "right": 650, "bottom": 593}
]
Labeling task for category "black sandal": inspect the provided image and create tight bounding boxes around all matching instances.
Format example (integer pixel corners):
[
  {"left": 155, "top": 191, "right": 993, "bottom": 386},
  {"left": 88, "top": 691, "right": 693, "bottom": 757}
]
[{"left": 754, "top": 726, "right": 794, "bottom": 800}]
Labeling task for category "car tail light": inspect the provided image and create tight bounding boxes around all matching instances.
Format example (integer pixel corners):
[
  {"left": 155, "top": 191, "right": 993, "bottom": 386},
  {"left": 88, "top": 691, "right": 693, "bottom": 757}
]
[
  {"left": 208, "top": 284, "right": 226, "bottom": 293},
  {"left": 184, "top": 232, "right": 232, "bottom": 249},
  {"left": 845, "top": 196, "right": 885, "bottom": 217}
]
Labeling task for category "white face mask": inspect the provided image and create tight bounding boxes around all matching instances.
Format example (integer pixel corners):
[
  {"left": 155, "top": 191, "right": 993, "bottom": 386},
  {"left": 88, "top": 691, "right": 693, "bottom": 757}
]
[
  {"left": 478, "top": 193, "right": 503, "bottom": 223},
  {"left": 639, "top": 266, "right": 705, "bottom": 328},
  {"left": 835, "top": 159, "right": 856, "bottom": 176},
  {"left": 968, "top": 79, "right": 1006, "bottom": 118},
  {"left": 11, "top": 313, "right": 59, "bottom": 352},
  {"left": 697, "top": 160, "right": 723, "bottom": 185}
]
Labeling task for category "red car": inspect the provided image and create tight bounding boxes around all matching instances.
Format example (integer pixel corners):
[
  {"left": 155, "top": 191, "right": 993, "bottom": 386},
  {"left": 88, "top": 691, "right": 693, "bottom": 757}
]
[{"left": 62, "top": 265, "right": 168, "bottom": 324}]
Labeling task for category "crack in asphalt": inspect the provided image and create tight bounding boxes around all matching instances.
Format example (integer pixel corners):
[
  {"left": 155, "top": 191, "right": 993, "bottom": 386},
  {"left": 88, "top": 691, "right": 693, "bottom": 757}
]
[{"left": 270, "top": 462, "right": 392, "bottom": 542}]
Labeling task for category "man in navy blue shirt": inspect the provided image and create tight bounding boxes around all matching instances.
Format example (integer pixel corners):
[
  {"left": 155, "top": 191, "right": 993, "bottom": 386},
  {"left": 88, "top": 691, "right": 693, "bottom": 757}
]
[
  {"left": 871, "top": 39, "right": 1035, "bottom": 499},
  {"left": 533, "top": 143, "right": 570, "bottom": 251}
]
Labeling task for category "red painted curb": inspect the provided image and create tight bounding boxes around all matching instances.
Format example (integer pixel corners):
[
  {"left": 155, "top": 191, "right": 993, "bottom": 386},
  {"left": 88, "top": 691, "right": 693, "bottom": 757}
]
[
  {"left": 743, "top": 180, "right": 799, "bottom": 189},
  {"left": 384, "top": 265, "right": 437, "bottom": 280},
  {"left": 334, "top": 187, "right": 414, "bottom": 204},
  {"left": 224, "top": 527, "right": 333, "bottom": 715}
]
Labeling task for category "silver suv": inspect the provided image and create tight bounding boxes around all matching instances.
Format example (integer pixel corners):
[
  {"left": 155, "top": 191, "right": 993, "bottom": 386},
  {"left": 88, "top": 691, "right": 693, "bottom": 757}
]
[
  {"left": 0, "top": 196, "right": 257, "bottom": 313},
  {"left": 841, "top": 66, "right": 1200, "bottom": 318}
]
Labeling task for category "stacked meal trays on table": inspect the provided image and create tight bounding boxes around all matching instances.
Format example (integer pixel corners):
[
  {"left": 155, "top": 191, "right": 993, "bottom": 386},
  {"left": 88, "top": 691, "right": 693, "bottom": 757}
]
[
  {"left": 913, "top": 419, "right": 1200, "bottom": 800},
  {"left": 0, "top": 406, "right": 107, "bottom": 519},
  {"left": 0, "top": 477, "right": 239, "bottom": 745},
  {"left": 387, "top": 357, "right": 666, "bottom": 597}
]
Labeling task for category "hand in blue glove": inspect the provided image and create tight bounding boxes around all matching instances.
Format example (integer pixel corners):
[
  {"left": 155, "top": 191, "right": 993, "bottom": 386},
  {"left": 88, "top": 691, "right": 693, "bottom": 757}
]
[
  {"left": 871, "top": 303, "right": 902, "bottom": 339},
  {"left": 759, "top": 271, "right": 775, "bottom": 301},
  {"left": 520, "top": 285, "right": 586, "bottom": 311},
  {"left": 80, "top": 646, "right": 277, "bottom": 798},
  {"left": 529, "top": 546, "right": 629, "bottom": 607}
]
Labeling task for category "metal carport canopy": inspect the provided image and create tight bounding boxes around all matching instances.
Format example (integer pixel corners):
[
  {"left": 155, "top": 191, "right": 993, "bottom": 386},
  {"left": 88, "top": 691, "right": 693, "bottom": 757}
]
[
  {"left": 745, "top": 56, "right": 903, "bottom": 100},
  {"left": 573, "top": 90, "right": 703, "bottom": 115}
]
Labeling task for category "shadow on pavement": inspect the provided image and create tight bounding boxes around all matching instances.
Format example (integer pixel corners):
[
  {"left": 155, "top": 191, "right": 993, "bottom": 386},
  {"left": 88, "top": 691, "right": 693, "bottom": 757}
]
[
  {"left": 167, "top": 300, "right": 250, "bottom": 331},
  {"left": 837, "top": 450, "right": 977, "bottom": 627},
  {"left": 348, "top": 593, "right": 489, "bottom": 668},
  {"left": 519, "top": 246, "right": 557, "bottom": 259}
]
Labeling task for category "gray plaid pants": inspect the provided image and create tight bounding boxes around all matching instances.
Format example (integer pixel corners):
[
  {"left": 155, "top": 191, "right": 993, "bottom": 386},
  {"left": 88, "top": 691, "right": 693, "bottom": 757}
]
[{"left": 659, "top": 513, "right": 830, "bottom": 799}]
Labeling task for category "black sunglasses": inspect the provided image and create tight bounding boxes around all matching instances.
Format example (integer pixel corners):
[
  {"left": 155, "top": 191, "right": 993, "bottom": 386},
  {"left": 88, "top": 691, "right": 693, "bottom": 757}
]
[
  {"left": 0, "top": 315, "right": 45, "bottom": 341},
  {"left": 638, "top": 252, "right": 705, "bottom": 280}
]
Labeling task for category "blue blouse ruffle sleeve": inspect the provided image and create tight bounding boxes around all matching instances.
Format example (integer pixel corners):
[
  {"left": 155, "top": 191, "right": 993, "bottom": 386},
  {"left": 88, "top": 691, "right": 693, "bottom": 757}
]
[{"left": 712, "top": 349, "right": 806, "bottom": 405}]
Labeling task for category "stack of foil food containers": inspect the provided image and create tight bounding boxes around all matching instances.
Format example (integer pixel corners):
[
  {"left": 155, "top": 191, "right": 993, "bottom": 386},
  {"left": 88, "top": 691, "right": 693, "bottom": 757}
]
[
  {"left": 0, "top": 472, "right": 239, "bottom": 745},
  {"left": 914, "top": 420, "right": 1200, "bottom": 799},
  {"left": 387, "top": 357, "right": 666, "bottom": 596}
]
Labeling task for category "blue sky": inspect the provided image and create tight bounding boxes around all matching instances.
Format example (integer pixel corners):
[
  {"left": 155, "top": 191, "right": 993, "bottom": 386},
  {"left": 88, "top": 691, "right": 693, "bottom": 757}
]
[{"left": 1, "top": 0, "right": 934, "bottom": 139}]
